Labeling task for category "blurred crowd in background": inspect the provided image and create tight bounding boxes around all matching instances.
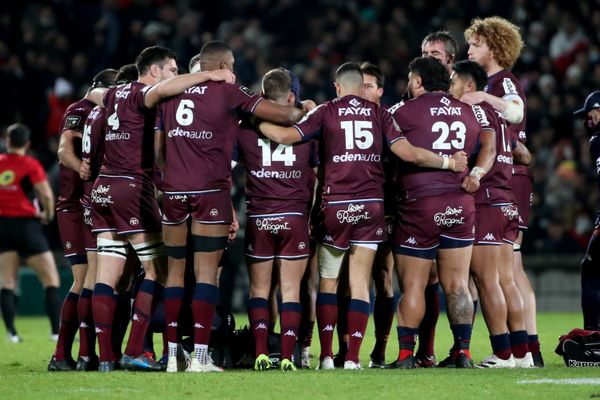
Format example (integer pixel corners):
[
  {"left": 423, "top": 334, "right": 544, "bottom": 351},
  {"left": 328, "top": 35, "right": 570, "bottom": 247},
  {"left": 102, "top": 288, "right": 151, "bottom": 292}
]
[{"left": 0, "top": 0, "right": 598, "bottom": 256}]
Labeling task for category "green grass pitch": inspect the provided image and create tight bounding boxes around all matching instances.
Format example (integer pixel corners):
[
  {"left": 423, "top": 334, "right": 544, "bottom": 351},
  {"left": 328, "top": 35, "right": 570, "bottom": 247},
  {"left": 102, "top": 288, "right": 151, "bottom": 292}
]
[{"left": 1, "top": 313, "right": 600, "bottom": 399}]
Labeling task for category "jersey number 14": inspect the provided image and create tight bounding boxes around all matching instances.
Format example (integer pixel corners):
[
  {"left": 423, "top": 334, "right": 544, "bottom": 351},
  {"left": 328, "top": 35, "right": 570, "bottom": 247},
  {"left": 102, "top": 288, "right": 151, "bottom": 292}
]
[{"left": 258, "top": 139, "right": 296, "bottom": 166}]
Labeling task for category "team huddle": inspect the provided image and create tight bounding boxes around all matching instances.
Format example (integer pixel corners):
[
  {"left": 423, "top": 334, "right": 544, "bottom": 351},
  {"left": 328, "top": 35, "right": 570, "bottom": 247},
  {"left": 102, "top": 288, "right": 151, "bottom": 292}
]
[{"left": 33, "top": 16, "right": 544, "bottom": 372}]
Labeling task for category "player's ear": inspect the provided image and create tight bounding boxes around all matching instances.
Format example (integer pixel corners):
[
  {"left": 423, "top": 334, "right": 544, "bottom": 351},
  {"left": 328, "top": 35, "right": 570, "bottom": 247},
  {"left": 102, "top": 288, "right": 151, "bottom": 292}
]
[
  {"left": 149, "top": 64, "right": 160, "bottom": 78},
  {"left": 287, "top": 91, "right": 295, "bottom": 106}
]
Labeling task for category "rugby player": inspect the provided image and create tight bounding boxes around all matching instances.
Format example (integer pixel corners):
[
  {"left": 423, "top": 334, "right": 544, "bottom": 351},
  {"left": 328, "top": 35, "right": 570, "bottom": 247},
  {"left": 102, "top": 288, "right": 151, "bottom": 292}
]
[{"left": 464, "top": 17, "right": 542, "bottom": 367}]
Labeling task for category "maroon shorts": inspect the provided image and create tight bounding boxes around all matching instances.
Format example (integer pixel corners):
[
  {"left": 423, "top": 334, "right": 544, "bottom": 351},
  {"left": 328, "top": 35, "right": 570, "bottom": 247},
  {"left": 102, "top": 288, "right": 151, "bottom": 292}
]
[
  {"left": 474, "top": 203, "right": 519, "bottom": 245},
  {"left": 161, "top": 189, "right": 233, "bottom": 225},
  {"left": 57, "top": 208, "right": 87, "bottom": 259},
  {"left": 393, "top": 192, "right": 475, "bottom": 259},
  {"left": 82, "top": 203, "right": 97, "bottom": 251},
  {"left": 511, "top": 174, "right": 532, "bottom": 230},
  {"left": 91, "top": 175, "right": 161, "bottom": 235},
  {"left": 246, "top": 213, "right": 310, "bottom": 259},
  {"left": 319, "top": 199, "right": 386, "bottom": 250}
]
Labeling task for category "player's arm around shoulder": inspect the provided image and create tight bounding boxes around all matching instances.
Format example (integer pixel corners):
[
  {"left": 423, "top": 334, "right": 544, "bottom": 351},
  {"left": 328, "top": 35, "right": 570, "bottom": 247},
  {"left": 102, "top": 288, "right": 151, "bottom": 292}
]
[
  {"left": 390, "top": 138, "right": 466, "bottom": 172},
  {"left": 257, "top": 121, "right": 302, "bottom": 145},
  {"left": 253, "top": 100, "right": 306, "bottom": 126},
  {"left": 461, "top": 90, "right": 524, "bottom": 124},
  {"left": 144, "top": 69, "right": 236, "bottom": 108}
]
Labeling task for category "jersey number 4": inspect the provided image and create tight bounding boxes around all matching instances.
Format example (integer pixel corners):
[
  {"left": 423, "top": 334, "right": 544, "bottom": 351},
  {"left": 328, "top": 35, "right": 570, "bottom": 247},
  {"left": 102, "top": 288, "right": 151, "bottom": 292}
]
[
  {"left": 431, "top": 121, "right": 466, "bottom": 150},
  {"left": 258, "top": 139, "right": 296, "bottom": 166}
]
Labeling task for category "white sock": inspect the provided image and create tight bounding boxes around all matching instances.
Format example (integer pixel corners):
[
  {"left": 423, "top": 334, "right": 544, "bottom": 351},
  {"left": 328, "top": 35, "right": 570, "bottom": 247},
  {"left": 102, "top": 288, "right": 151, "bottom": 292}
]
[
  {"left": 194, "top": 344, "right": 209, "bottom": 363},
  {"left": 168, "top": 341, "right": 178, "bottom": 358}
]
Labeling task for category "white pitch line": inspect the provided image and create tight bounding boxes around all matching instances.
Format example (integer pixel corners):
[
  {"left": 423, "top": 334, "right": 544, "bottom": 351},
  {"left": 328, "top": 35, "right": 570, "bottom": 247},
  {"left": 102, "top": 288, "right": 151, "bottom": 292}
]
[{"left": 518, "top": 378, "right": 600, "bottom": 385}]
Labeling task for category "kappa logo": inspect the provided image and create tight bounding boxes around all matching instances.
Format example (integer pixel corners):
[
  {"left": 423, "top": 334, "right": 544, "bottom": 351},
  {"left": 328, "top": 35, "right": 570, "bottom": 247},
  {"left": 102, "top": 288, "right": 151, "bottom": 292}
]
[
  {"left": 194, "top": 323, "right": 205, "bottom": 329},
  {"left": 483, "top": 233, "right": 496, "bottom": 241},
  {"left": 132, "top": 313, "right": 140, "bottom": 321},
  {"left": 405, "top": 237, "right": 417, "bottom": 245},
  {"left": 349, "top": 98, "right": 361, "bottom": 107},
  {"left": 322, "top": 325, "right": 334, "bottom": 332},
  {"left": 351, "top": 331, "right": 363, "bottom": 338},
  {"left": 255, "top": 322, "right": 268, "bottom": 330},
  {"left": 247, "top": 244, "right": 254, "bottom": 252},
  {"left": 210, "top": 208, "right": 219, "bottom": 217},
  {"left": 283, "top": 330, "right": 296, "bottom": 337},
  {"left": 324, "top": 234, "right": 334, "bottom": 242},
  {"left": 168, "top": 322, "right": 178, "bottom": 328}
]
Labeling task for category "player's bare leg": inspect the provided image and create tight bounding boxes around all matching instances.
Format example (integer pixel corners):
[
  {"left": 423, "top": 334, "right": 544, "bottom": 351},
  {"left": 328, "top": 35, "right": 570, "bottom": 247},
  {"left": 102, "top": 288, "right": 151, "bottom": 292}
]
[
  {"left": 27, "top": 251, "right": 61, "bottom": 340},
  {"left": 370, "top": 244, "right": 394, "bottom": 367},
  {"left": 437, "top": 246, "right": 475, "bottom": 368},
  {"left": 344, "top": 244, "right": 377, "bottom": 368},
  {"left": 471, "top": 245, "right": 514, "bottom": 367},
  {"left": 394, "top": 253, "right": 431, "bottom": 368},
  {"left": 187, "top": 221, "right": 229, "bottom": 372},
  {"left": 0, "top": 251, "right": 21, "bottom": 342},
  {"left": 278, "top": 257, "right": 308, "bottom": 370},
  {"left": 162, "top": 222, "right": 188, "bottom": 372},
  {"left": 247, "top": 257, "right": 274, "bottom": 370}
]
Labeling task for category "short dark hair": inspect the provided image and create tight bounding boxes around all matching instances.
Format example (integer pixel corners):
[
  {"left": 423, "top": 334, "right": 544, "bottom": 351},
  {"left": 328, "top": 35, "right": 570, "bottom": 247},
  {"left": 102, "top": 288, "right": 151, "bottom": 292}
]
[
  {"left": 408, "top": 57, "right": 450, "bottom": 92},
  {"left": 115, "top": 64, "right": 139, "bottom": 85},
  {"left": 6, "top": 123, "right": 31, "bottom": 148},
  {"left": 199, "top": 41, "right": 231, "bottom": 64},
  {"left": 422, "top": 31, "right": 458, "bottom": 58},
  {"left": 91, "top": 68, "right": 118, "bottom": 89},
  {"left": 135, "top": 46, "right": 176, "bottom": 76},
  {"left": 360, "top": 61, "right": 384, "bottom": 88},
  {"left": 262, "top": 68, "right": 292, "bottom": 102},
  {"left": 335, "top": 62, "right": 363, "bottom": 81},
  {"left": 452, "top": 60, "right": 488, "bottom": 91}
]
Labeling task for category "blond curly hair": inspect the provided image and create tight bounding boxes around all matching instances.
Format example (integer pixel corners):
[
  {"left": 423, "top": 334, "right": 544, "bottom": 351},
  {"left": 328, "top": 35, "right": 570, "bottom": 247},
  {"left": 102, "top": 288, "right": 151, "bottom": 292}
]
[{"left": 464, "top": 17, "right": 524, "bottom": 70}]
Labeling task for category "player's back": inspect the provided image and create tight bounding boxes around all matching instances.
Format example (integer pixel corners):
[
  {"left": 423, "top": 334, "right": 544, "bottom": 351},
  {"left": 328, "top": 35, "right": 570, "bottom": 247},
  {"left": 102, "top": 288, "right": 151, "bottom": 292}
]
[
  {"left": 157, "top": 81, "right": 262, "bottom": 192},
  {"left": 235, "top": 120, "right": 317, "bottom": 214},
  {"left": 391, "top": 92, "right": 483, "bottom": 199},
  {"left": 100, "top": 81, "right": 156, "bottom": 179},
  {"left": 294, "top": 95, "right": 385, "bottom": 200}
]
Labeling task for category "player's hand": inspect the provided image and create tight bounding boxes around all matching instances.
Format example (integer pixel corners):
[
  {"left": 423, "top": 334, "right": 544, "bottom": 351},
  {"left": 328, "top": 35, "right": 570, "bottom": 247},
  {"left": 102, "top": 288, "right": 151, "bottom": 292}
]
[
  {"left": 460, "top": 91, "right": 487, "bottom": 105},
  {"left": 461, "top": 175, "right": 480, "bottom": 193},
  {"left": 301, "top": 99, "right": 317, "bottom": 112},
  {"left": 79, "top": 158, "right": 91, "bottom": 181},
  {"left": 38, "top": 210, "right": 52, "bottom": 225},
  {"left": 228, "top": 219, "right": 239, "bottom": 241},
  {"left": 205, "top": 69, "right": 236, "bottom": 84},
  {"left": 450, "top": 151, "right": 467, "bottom": 172}
]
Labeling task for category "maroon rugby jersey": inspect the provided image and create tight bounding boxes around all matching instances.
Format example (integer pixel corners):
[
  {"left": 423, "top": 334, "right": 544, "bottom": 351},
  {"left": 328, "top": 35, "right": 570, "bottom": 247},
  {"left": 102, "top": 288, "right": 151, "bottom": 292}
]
[
  {"left": 81, "top": 105, "right": 106, "bottom": 205},
  {"left": 100, "top": 82, "right": 156, "bottom": 178},
  {"left": 56, "top": 98, "right": 95, "bottom": 211},
  {"left": 389, "top": 92, "right": 487, "bottom": 199},
  {"left": 234, "top": 122, "right": 317, "bottom": 214},
  {"left": 485, "top": 70, "right": 528, "bottom": 177},
  {"left": 156, "top": 82, "right": 262, "bottom": 193},
  {"left": 475, "top": 102, "right": 516, "bottom": 205},
  {"left": 293, "top": 95, "right": 404, "bottom": 200}
]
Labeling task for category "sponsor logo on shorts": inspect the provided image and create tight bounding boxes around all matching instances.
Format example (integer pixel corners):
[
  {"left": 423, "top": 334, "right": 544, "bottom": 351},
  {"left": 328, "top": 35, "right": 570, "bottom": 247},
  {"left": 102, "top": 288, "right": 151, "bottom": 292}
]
[
  {"left": 336, "top": 203, "right": 371, "bottom": 225},
  {"left": 255, "top": 216, "right": 290, "bottom": 234},
  {"left": 91, "top": 184, "right": 113, "bottom": 207},
  {"left": 483, "top": 233, "right": 496, "bottom": 241},
  {"left": 405, "top": 237, "right": 417, "bottom": 245},
  {"left": 501, "top": 205, "right": 519, "bottom": 220},
  {"left": 168, "top": 194, "right": 188, "bottom": 202},
  {"left": 129, "top": 217, "right": 139, "bottom": 226},
  {"left": 433, "top": 206, "right": 465, "bottom": 227},
  {"left": 323, "top": 234, "right": 334, "bottom": 243},
  {"left": 83, "top": 207, "right": 92, "bottom": 226},
  {"left": 65, "top": 241, "right": 72, "bottom": 249},
  {"left": 247, "top": 244, "right": 254, "bottom": 252},
  {"left": 210, "top": 208, "right": 219, "bottom": 217},
  {"left": 376, "top": 228, "right": 383, "bottom": 236},
  {"left": 298, "top": 242, "right": 306, "bottom": 250}
]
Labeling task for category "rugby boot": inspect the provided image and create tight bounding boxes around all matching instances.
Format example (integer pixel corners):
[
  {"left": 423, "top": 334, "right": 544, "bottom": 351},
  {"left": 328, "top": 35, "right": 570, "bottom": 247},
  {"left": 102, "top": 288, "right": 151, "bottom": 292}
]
[
  {"left": 532, "top": 352, "right": 545, "bottom": 368},
  {"left": 98, "top": 361, "right": 117, "bottom": 372},
  {"left": 48, "top": 356, "right": 76, "bottom": 371},
  {"left": 280, "top": 358, "right": 297, "bottom": 371},
  {"left": 75, "top": 356, "right": 99, "bottom": 371},
  {"left": 119, "top": 352, "right": 162, "bottom": 371},
  {"left": 254, "top": 354, "right": 272, "bottom": 371}
]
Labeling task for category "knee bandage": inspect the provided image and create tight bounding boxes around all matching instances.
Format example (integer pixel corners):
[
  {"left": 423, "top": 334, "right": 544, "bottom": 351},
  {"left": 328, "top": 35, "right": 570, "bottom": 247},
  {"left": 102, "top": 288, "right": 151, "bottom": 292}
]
[
  {"left": 132, "top": 240, "right": 164, "bottom": 262},
  {"left": 317, "top": 244, "right": 345, "bottom": 279},
  {"left": 165, "top": 245, "right": 187, "bottom": 260},
  {"left": 97, "top": 238, "right": 129, "bottom": 259},
  {"left": 192, "top": 235, "right": 228, "bottom": 252},
  {"left": 513, "top": 243, "right": 521, "bottom": 252}
]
